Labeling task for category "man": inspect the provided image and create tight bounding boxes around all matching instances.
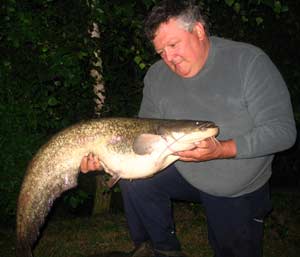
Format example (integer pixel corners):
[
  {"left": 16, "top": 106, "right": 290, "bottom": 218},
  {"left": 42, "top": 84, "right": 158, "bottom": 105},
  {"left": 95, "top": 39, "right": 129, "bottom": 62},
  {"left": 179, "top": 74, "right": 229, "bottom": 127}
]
[{"left": 81, "top": 1, "right": 296, "bottom": 256}]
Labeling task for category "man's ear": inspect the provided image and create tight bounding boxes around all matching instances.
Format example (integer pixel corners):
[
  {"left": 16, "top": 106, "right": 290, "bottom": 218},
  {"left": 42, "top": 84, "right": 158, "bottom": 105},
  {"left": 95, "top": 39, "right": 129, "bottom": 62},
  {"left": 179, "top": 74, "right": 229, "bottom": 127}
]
[{"left": 193, "top": 22, "right": 206, "bottom": 40}]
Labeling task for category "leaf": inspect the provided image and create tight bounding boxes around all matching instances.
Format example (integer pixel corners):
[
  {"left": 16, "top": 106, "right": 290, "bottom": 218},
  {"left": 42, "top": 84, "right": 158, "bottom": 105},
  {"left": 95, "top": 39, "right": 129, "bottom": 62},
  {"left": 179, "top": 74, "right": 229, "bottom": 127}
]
[
  {"left": 242, "top": 16, "right": 249, "bottom": 23},
  {"left": 47, "top": 96, "right": 59, "bottom": 106},
  {"left": 139, "top": 63, "right": 146, "bottom": 70},
  {"left": 42, "top": 46, "right": 48, "bottom": 53},
  {"left": 142, "top": 0, "right": 155, "bottom": 9},
  {"left": 134, "top": 55, "right": 142, "bottom": 65},
  {"left": 281, "top": 5, "right": 289, "bottom": 12},
  {"left": 225, "top": 0, "right": 235, "bottom": 7},
  {"left": 261, "top": 0, "right": 274, "bottom": 8},
  {"left": 256, "top": 17, "right": 264, "bottom": 26},
  {"left": 274, "top": 1, "right": 282, "bottom": 14},
  {"left": 78, "top": 51, "right": 88, "bottom": 59},
  {"left": 233, "top": 2, "right": 241, "bottom": 13}
]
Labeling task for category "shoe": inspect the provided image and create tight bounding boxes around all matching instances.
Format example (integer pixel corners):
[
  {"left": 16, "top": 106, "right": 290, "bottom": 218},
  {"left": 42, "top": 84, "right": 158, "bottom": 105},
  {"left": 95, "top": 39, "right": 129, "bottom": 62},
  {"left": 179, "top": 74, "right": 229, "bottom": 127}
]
[{"left": 131, "top": 241, "right": 155, "bottom": 257}]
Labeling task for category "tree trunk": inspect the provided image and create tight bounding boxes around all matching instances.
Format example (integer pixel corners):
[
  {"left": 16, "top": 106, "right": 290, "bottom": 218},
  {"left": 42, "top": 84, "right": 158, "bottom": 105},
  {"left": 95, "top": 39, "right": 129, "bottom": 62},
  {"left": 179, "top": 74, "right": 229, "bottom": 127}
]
[
  {"left": 93, "top": 175, "right": 112, "bottom": 215},
  {"left": 89, "top": 21, "right": 105, "bottom": 116},
  {"left": 87, "top": 1, "right": 112, "bottom": 215}
]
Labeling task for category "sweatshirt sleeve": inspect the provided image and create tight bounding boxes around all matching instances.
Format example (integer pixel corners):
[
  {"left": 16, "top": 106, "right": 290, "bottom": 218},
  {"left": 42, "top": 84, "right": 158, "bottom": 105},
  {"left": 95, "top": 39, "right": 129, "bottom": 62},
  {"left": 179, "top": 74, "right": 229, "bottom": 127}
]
[
  {"left": 138, "top": 65, "right": 162, "bottom": 119},
  {"left": 235, "top": 53, "right": 297, "bottom": 158}
]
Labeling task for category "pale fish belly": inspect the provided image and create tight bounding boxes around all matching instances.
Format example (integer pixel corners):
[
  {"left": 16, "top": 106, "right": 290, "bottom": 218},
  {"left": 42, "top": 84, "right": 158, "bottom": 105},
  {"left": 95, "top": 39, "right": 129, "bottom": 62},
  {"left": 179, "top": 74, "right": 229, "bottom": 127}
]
[{"left": 100, "top": 150, "right": 177, "bottom": 179}]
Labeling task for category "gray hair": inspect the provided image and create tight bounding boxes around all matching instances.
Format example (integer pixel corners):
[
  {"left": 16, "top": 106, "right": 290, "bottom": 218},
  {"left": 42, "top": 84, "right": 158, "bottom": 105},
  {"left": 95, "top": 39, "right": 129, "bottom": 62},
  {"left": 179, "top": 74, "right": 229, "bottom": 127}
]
[{"left": 145, "top": 0, "right": 209, "bottom": 41}]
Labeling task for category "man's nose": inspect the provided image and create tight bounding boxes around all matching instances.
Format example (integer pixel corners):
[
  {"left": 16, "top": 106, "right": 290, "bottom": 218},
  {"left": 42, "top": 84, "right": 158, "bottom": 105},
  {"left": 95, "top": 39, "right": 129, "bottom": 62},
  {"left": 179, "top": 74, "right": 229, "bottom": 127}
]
[{"left": 164, "top": 48, "right": 175, "bottom": 62}]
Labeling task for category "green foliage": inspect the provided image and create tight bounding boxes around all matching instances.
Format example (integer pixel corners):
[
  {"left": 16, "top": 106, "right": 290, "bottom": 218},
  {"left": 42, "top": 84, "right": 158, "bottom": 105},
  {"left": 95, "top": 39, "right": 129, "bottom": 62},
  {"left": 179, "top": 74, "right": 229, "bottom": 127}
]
[
  {"left": 0, "top": 0, "right": 95, "bottom": 222},
  {"left": 63, "top": 189, "right": 90, "bottom": 210},
  {"left": 1, "top": 0, "right": 95, "bottom": 129},
  {"left": 223, "top": 0, "right": 289, "bottom": 17}
]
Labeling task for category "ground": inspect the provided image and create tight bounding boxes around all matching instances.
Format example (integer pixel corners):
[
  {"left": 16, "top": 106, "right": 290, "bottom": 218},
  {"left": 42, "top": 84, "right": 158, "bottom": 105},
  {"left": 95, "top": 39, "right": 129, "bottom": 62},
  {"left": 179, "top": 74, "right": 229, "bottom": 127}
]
[{"left": 1, "top": 190, "right": 299, "bottom": 257}]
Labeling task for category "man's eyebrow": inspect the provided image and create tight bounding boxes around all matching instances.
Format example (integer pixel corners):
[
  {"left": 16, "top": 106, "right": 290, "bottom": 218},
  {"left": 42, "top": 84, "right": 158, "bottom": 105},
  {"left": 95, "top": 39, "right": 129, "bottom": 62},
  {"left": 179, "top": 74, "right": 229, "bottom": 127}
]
[{"left": 154, "top": 39, "right": 180, "bottom": 52}]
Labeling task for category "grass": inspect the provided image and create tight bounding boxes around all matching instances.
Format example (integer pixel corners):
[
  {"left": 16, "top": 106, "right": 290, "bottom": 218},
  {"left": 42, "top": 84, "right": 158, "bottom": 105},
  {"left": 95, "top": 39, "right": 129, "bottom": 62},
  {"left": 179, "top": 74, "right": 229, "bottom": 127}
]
[{"left": 1, "top": 190, "right": 299, "bottom": 257}]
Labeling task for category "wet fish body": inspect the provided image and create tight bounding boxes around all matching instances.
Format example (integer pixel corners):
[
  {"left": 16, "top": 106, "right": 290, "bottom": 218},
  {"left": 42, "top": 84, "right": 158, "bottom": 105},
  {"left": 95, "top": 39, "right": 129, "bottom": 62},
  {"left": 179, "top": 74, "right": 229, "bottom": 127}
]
[{"left": 16, "top": 117, "right": 219, "bottom": 257}]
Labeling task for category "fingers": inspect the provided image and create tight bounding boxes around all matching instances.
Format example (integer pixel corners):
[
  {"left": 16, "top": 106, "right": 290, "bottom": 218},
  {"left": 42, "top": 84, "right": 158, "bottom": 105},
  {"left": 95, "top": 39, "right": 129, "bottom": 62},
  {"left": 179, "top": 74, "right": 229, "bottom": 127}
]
[
  {"left": 175, "top": 147, "right": 207, "bottom": 160},
  {"left": 80, "top": 153, "right": 102, "bottom": 173},
  {"left": 175, "top": 137, "right": 222, "bottom": 162},
  {"left": 177, "top": 156, "right": 199, "bottom": 162},
  {"left": 80, "top": 156, "right": 89, "bottom": 173},
  {"left": 195, "top": 137, "right": 220, "bottom": 148}
]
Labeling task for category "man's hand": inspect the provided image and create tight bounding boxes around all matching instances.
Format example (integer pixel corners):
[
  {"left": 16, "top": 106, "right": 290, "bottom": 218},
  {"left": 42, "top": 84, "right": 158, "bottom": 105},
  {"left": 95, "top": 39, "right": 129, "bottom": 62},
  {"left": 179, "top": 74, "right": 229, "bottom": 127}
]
[
  {"left": 80, "top": 153, "right": 103, "bottom": 173},
  {"left": 174, "top": 138, "right": 237, "bottom": 162}
]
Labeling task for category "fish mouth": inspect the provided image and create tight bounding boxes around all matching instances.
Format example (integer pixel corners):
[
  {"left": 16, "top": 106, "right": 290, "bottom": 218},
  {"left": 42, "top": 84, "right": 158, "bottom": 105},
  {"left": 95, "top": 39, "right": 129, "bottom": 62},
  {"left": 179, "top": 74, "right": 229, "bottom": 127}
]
[
  {"left": 195, "top": 121, "right": 218, "bottom": 130},
  {"left": 170, "top": 125, "right": 219, "bottom": 141},
  {"left": 161, "top": 126, "right": 219, "bottom": 153},
  {"left": 157, "top": 120, "right": 218, "bottom": 134}
]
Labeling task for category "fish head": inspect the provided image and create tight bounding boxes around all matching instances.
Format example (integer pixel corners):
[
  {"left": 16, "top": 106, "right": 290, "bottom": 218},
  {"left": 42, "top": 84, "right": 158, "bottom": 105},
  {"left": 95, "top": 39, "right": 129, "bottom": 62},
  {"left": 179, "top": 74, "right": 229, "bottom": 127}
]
[{"left": 156, "top": 120, "right": 219, "bottom": 152}]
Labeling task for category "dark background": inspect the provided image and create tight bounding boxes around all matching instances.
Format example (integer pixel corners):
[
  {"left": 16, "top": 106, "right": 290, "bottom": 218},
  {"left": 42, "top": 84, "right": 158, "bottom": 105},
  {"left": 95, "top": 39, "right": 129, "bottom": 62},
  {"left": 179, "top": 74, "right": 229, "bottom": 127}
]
[{"left": 0, "top": 0, "right": 299, "bottom": 223}]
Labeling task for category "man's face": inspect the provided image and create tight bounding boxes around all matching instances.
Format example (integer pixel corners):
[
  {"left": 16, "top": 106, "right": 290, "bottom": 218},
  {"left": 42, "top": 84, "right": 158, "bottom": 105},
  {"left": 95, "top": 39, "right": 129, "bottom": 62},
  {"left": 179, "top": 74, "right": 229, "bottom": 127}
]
[{"left": 153, "top": 18, "right": 209, "bottom": 78}]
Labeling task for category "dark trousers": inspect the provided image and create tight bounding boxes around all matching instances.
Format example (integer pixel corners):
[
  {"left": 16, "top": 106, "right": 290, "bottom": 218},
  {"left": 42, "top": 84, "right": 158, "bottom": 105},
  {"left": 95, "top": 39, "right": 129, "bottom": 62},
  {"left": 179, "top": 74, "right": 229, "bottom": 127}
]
[{"left": 119, "top": 165, "right": 272, "bottom": 257}]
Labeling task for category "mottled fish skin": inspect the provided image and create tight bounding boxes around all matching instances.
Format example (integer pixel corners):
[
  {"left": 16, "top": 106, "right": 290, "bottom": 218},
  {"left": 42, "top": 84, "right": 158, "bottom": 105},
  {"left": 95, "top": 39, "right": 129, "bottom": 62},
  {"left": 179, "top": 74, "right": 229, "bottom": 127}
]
[{"left": 16, "top": 117, "right": 219, "bottom": 257}]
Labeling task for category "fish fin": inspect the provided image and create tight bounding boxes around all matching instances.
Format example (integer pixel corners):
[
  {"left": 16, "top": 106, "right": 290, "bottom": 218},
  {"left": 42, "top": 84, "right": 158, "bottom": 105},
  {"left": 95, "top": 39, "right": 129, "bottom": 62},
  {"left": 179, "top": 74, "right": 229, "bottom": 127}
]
[
  {"left": 107, "top": 174, "right": 121, "bottom": 188},
  {"left": 133, "top": 134, "right": 163, "bottom": 155}
]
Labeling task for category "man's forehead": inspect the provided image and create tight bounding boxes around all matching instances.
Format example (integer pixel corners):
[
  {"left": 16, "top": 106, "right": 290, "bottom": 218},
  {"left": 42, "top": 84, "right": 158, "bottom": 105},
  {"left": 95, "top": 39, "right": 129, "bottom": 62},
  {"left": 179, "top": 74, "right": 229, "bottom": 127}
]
[
  {"left": 154, "top": 18, "right": 185, "bottom": 36},
  {"left": 153, "top": 19, "right": 188, "bottom": 46}
]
